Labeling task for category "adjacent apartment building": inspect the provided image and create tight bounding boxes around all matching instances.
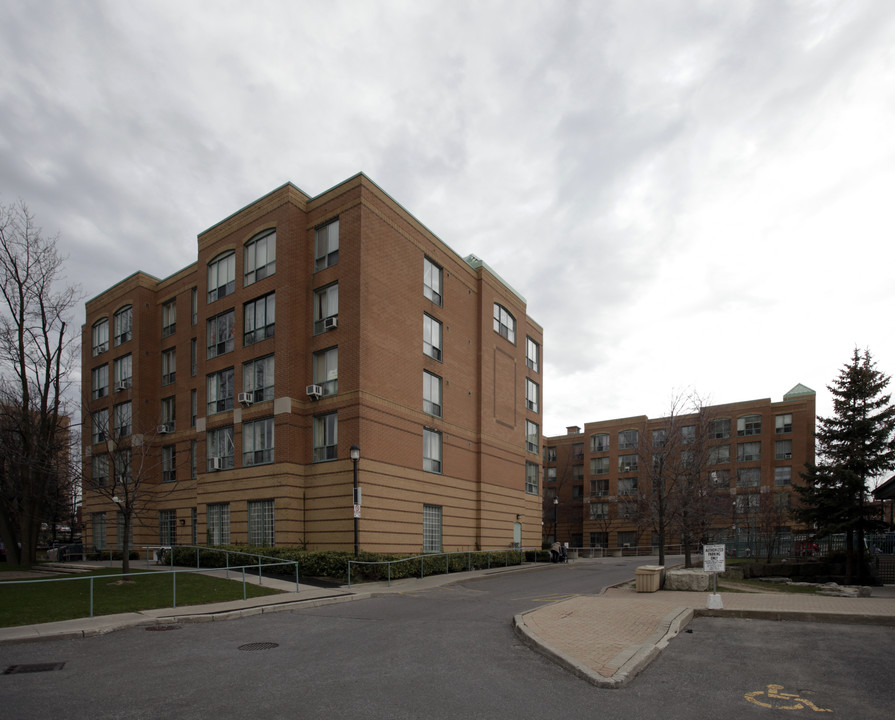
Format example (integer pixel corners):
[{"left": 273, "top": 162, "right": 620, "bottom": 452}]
[
  {"left": 81, "top": 173, "right": 544, "bottom": 555},
  {"left": 542, "top": 385, "right": 815, "bottom": 550}
]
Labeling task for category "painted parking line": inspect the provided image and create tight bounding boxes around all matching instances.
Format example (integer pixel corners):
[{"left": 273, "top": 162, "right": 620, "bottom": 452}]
[{"left": 745, "top": 684, "right": 832, "bottom": 712}]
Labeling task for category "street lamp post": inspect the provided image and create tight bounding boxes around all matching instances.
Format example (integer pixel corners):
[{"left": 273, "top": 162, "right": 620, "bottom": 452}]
[{"left": 350, "top": 445, "right": 360, "bottom": 558}]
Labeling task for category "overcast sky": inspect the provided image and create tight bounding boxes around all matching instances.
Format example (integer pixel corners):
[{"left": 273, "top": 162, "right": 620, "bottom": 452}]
[{"left": 2, "top": 0, "right": 894, "bottom": 437}]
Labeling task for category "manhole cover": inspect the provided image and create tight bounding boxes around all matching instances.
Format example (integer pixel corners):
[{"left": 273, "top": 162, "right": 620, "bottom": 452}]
[
  {"left": 238, "top": 642, "right": 279, "bottom": 652},
  {"left": 146, "top": 625, "right": 181, "bottom": 632},
  {"left": 4, "top": 663, "right": 65, "bottom": 675}
]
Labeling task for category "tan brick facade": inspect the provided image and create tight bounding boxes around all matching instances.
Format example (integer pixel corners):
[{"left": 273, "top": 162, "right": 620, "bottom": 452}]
[{"left": 81, "top": 174, "right": 544, "bottom": 554}]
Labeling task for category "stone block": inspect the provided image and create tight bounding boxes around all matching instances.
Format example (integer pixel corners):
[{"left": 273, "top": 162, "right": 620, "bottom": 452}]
[{"left": 665, "top": 568, "right": 710, "bottom": 591}]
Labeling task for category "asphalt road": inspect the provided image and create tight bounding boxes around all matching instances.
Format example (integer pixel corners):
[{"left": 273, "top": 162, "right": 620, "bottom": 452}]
[{"left": 2, "top": 556, "right": 893, "bottom": 719}]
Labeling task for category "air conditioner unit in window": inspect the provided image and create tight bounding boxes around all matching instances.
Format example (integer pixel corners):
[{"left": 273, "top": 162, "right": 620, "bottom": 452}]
[
  {"left": 157, "top": 424, "right": 171, "bottom": 435},
  {"left": 210, "top": 457, "right": 223, "bottom": 471},
  {"left": 306, "top": 384, "right": 323, "bottom": 400},
  {"left": 237, "top": 392, "right": 253, "bottom": 407},
  {"left": 323, "top": 316, "right": 338, "bottom": 330},
  {"left": 623, "top": 466, "right": 632, "bottom": 472},
  {"left": 115, "top": 383, "right": 127, "bottom": 392}
]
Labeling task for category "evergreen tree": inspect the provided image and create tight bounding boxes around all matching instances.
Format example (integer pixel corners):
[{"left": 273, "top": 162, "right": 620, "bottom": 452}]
[{"left": 793, "top": 348, "right": 895, "bottom": 583}]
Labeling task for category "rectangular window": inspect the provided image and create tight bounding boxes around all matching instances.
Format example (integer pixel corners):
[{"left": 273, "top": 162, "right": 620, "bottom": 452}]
[
  {"left": 681, "top": 425, "right": 696, "bottom": 444},
  {"left": 92, "top": 364, "right": 109, "bottom": 400},
  {"left": 423, "top": 427, "right": 442, "bottom": 473},
  {"left": 775, "top": 466, "right": 792, "bottom": 486},
  {"left": 590, "top": 532, "right": 608, "bottom": 548},
  {"left": 618, "top": 429, "right": 638, "bottom": 450},
  {"left": 92, "top": 319, "right": 109, "bottom": 356},
  {"left": 113, "top": 449, "right": 132, "bottom": 485},
  {"left": 314, "top": 283, "right": 339, "bottom": 334},
  {"left": 737, "top": 414, "right": 762, "bottom": 436},
  {"left": 190, "top": 338, "right": 197, "bottom": 377},
  {"left": 423, "top": 504, "right": 442, "bottom": 552},
  {"left": 161, "top": 445, "right": 176, "bottom": 482},
  {"left": 526, "top": 337, "right": 540, "bottom": 372},
  {"left": 113, "top": 306, "right": 132, "bottom": 346},
  {"left": 92, "top": 512, "right": 106, "bottom": 551},
  {"left": 207, "top": 368, "right": 235, "bottom": 414},
  {"left": 313, "top": 413, "right": 338, "bottom": 462},
  {"left": 545, "top": 446, "right": 557, "bottom": 462},
  {"left": 589, "top": 503, "right": 609, "bottom": 520},
  {"left": 572, "top": 444, "right": 584, "bottom": 461},
  {"left": 544, "top": 467, "right": 556, "bottom": 482},
  {"left": 525, "top": 461, "right": 539, "bottom": 495},
  {"left": 618, "top": 455, "right": 638, "bottom": 473},
  {"left": 737, "top": 441, "right": 761, "bottom": 462},
  {"left": 206, "top": 503, "right": 230, "bottom": 545},
  {"left": 711, "top": 418, "right": 731, "bottom": 439},
  {"left": 314, "top": 219, "right": 339, "bottom": 271},
  {"left": 618, "top": 477, "right": 638, "bottom": 496},
  {"left": 590, "top": 478, "right": 609, "bottom": 496},
  {"left": 92, "top": 454, "right": 109, "bottom": 488},
  {"left": 113, "top": 401, "right": 132, "bottom": 439},
  {"left": 591, "top": 456, "right": 610, "bottom": 475},
  {"left": 775, "top": 439, "right": 793, "bottom": 460},
  {"left": 525, "top": 420, "right": 539, "bottom": 453},
  {"left": 161, "top": 348, "right": 176, "bottom": 386},
  {"left": 207, "top": 309, "right": 235, "bottom": 358},
  {"left": 423, "top": 257, "right": 442, "bottom": 306},
  {"left": 190, "top": 439, "right": 197, "bottom": 480},
  {"left": 652, "top": 429, "right": 667, "bottom": 447},
  {"left": 191, "top": 507, "right": 197, "bottom": 544},
  {"left": 207, "top": 426, "right": 234, "bottom": 471},
  {"left": 493, "top": 303, "right": 516, "bottom": 343},
  {"left": 735, "top": 494, "right": 761, "bottom": 514},
  {"left": 243, "top": 355, "right": 274, "bottom": 403},
  {"left": 423, "top": 371, "right": 442, "bottom": 417},
  {"left": 709, "top": 444, "right": 731, "bottom": 464},
  {"left": 591, "top": 433, "right": 610, "bottom": 452},
  {"left": 243, "top": 417, "right": 274, "bottom": 466},
  {"left": 160, "top": 396, "right": 176, "bottom": 432},
  {"left": 248, "top": 499, "right": 275, "bottom": 546},
  {"left": 92, "top": 408, "right": 109, "bottom": 444},
  {"left": 526, "top": 378, "right": 539, "bottom": 413},
  {"left": 113, "top": 354, "right": 132, "bottom": 391},
  {"left": 775, "top": 414, "right": 793, "bottom": 434},
  {"left": 312, "top": 347, "right": 338, "bottom": 396},
  {"left": 159, "top": 510, "right": 177, "bottom": 545},
  {"left": 207, "top": 252, "right": 235, "bottom": 302},
  {"left": 572, "top": 484, "right": 583, "bottom": 499},
  {"left": 191, "top": 287, "right": 198, "bottom": 325},
  {"left": 245, "top": 230, "right": 276, "bottom": 285},
  {"left": 618, "top": 531, "right": 637, "bottom": 548},
  {"left": 737, "top": 468, "right": 761, "bottom": 488},
  {"left": 423, "top": 314, "right": 442, "bottom": 361},
  {"left": 190, "top": 389, "right": 197, "bottom": 428},
  {"left": 162, "top": 299, "right": 176, "bottom": 338},
  {"left": 244, "top": 292, "right": 275, "bottom": 345}
]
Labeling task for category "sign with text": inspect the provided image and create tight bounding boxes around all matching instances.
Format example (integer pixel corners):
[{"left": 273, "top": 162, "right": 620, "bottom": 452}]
[{"left": 703, "top": 544, "right": 726, "bottom": 573}]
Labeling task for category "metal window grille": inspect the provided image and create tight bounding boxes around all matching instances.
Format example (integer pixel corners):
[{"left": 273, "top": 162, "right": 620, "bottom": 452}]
[
  {"left": 423, "top": 504, "right": 442, "bottom": 553},
  {"left": 248, "top": 500, "right": 274, "bottom": 546}
]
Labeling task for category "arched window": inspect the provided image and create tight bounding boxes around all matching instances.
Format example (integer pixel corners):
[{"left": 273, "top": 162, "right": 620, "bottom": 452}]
[{"left": 493, "top": 303, "right": 515, "bottom": 343}]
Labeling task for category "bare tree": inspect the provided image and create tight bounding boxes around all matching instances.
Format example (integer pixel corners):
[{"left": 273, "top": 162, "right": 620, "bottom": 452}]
[{"left": 0, "top": 200, "right": 80, "bottom": 565}]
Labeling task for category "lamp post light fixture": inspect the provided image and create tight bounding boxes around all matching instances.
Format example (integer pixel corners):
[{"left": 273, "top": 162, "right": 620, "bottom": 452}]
[{"left": 350, "top": 445, "right": 361, "bottom": 558}]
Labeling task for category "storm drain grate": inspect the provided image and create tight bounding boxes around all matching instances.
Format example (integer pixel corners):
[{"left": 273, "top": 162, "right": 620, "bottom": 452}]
[
  {"left": 4, "top": 663, "right": 66, "bottom": 675},
  {"left": 238, "top": 642, "right": 279, "bottom": 652},
  {"left": 146, "top": 625, "right": 182, "bottom": 632}
]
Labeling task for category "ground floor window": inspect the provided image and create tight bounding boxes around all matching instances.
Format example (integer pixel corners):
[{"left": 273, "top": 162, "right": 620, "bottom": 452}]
[
  {"left": 248, "top": 499, "right": 275, "bottom": 546},
  {"left": 423, "top": 504, "right": 442, "bottom": 553},
  {"left": 617, "top": 530, "right": 637, "bottom": 548},
  {"left": 207, "top": 503, "right": 230, "bottom": 546},
  {"left": 589, "top": 532, "right": 608, "bottom": 548},
  {"left": 159, "top": 509, "right": 177, "bottom": 546},
  {"left": 92, "top": 512, "right": 106, "bottom": 551}
]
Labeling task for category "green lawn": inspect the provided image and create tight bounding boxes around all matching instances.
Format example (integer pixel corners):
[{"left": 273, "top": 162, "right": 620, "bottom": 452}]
[{"left": 0, "top": 568, "right": 283, "bottom": 628}]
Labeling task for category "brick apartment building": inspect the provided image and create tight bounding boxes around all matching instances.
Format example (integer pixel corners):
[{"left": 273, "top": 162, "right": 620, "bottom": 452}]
[
  {"left": 542, "top": 385, "right": 816, "bottom": 551},
  {"left": 81, "top": 173, "right": 544, "bottom": 555}
]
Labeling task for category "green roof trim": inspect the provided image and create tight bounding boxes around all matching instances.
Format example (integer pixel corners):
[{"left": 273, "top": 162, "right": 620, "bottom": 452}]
[
  {"left": 784, "top": 383, "right": 816, "bottom": 400},
  {"left": 463, "top": 254, "right": 527, "bottom": 304}
]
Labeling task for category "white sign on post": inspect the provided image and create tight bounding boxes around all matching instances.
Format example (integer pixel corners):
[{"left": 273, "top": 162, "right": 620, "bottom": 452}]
[{"left": 703, "top": 544, "right": 726, "bottom": 573}]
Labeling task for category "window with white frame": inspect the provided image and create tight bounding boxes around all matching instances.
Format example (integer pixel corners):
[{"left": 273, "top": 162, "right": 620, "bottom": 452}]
[
  {"left": 737, "top": 441, "right": 761, "bottom": 462},
  {"left": 525, "top": 461, "right": 539, "bottom": 494},
  {"left": 92, "top": 512, "right": 106, "bottom": 550},
  {"left": 709, "top": 444, "right": 731, "bottom": 465},
  {"left": 162, "top": 299, "right": 176, "bottom": 338},
  {"left": 243, "top": 355, "right": 274, "bottom": 403},
  {"left": 207, "top": 426, "right": 234, "bottom": 471},
  {"left": 314, "top": 219, "right": 339, "bottom": 271},
  {"left": 244, "top": 292, "right": 275, "bottom": 345},
  {"left": 424, "top": 257, "right": 442, "bottom": 306},
  {"left": 423, "top": 371, "right": 442, "bottom": 417},
  {"left": 526, "top": 336, "right": 540, "bottom": 372},
  {"left": 423, "top": 504, "right": 442, "bottom": 552},
  {"left": 312, "top": 347, "right": 338, "bottom": 396},
  {"left": 113, "top": 306, "right": 132, "bottom": 346},
  {"left": 248, "top": 499, "right": 275, "bottom": 546},
  {"left": 493, "top": 303, "right": 515, "bottom": 343},
  {"left": 775, "top": 439, "right": 792, "bottom": 460},
  {"left": 92, "top": 364, "right": 109, "bottom": 400},
  {"left": 737, "top": 468, "right": 761, "bottom": 488},
  {"left": 737, "top": 414, "right": 762, "bottom": 436},
  {"left": 161, "top": 348, "right": 176, "bottom": 386},
  {"left": 525, "top": 420, "right": 539, "bottom": 453},
  {"left": 526, "top": 378, "right": 539, "bottom": 413},
  {"left": 775, "top": 414, "right": 793, "bottom": 434},
  {"left": 207, "top": 252, "right": 235, "bottom": 302},
  {"left": 423, "top": 427, "right": 442, "bottom": 473},
  {"left": 113, "top": 401, "right": 132, "bottom": 439},
  {"left": 618, "top": 429, "right": 638, "bottom": 449},
  {"left": 207, "top": 309, "right": 235, "bottom": 358},
  {"left": 160, "top": 396, "right": 176, "bottom": 433},
  {"left": 243, "top": 417, "right": 274, "bottom": 466},
  {"left": 591, "top": 433, "right": 610, "bottom": 452},
  {"left": 206, "top": 503, "right": 230, "bottom": 545},
  {"left": 92, "top": 408, "right": 109, "bottom": 444},
  {"left": 775, "top": 466, "right": 792, "bottom": 486},
  {"left": 591, "top": 456, "right": 610, "bottom": 475},
  {"left": 313, "top": 283, "right": 338, "bottom": 334},
  {"left": 161, "top": 445, "right": 176, "bottom": 483},
  {"left": 159, "top": 509, "right": 177, "bottom": 545},
  {"left": 92, "top": 318, "right": 109, "bottom": 356},
  {"left": 113, "top": 354, "right": 132, "bottom": 390},
  {"left": 618, "top": 455, "right": 638, "bottom": 473},
  {"left": 92, "top": 454, "right": 109, "bottom": 488},
  {"left": 245, "top": 229, "right": 276, "bottom": 285},
  {"left": 423, "top": 314, "right": 442, "bottom": 361},
  {"left": 711, "top": 418, "right": 731, "bottom": 439},
  {"left": 313, "top": 413, "right": 338, "bottom": 462},
  {"left": 207, "top": 368, "right": 234, "bottom": 414}
]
